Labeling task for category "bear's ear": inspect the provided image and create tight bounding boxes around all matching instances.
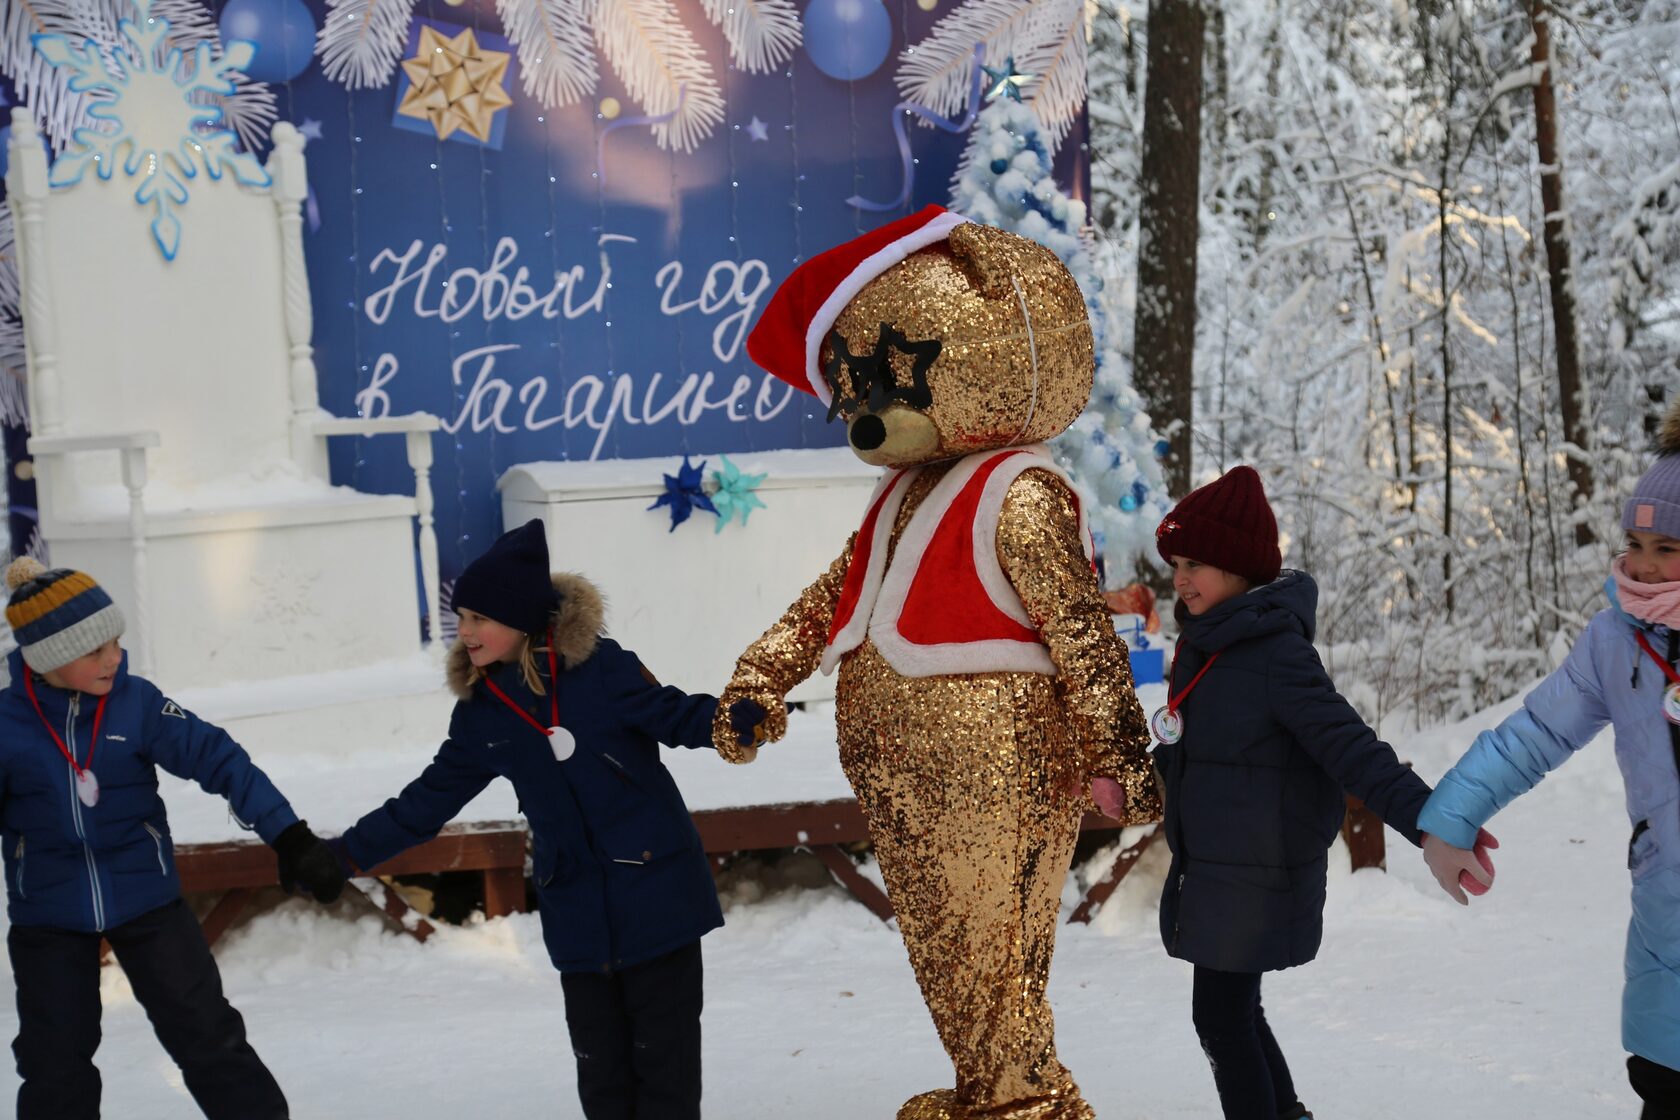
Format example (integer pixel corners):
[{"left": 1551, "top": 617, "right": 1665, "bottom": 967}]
[{"left": 947, "top": 222, "right": 1020, "bottom": 300}]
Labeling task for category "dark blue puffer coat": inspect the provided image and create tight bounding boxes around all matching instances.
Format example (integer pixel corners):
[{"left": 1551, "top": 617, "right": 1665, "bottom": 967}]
[
  {"left": 341, "top": 574, "right": 724, "bottom": 974},
  {"left": 1155, "top": 571, "right": 1432, "bottom": 973},
  {"left": 0, "top": 649, "right": 298, "bottom": 932}
]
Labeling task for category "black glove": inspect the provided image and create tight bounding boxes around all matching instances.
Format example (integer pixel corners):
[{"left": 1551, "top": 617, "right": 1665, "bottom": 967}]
[
  {"left": 728, "top": 698, "right": 769, "bottom": 746},
  {"left": 273, "top": 821, "right": 347, "bottom": 904}
]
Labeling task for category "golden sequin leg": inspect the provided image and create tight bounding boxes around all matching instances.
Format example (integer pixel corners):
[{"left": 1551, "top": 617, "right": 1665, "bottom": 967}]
[{"left": 837, "top": 642, "right": 1093, "bottom": 1120}]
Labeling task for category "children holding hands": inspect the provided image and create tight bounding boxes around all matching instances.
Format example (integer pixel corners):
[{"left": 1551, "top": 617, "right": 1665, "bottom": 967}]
[
  {"left": 1149, "top": 466, "right": 1453, "bottom": 1120},
  {"left": 0, "top": 556, "right": 344, "bottom": 1119},
  {"left": 1420, "top": 402, "right": 1680, "bottom": 1115},
  {"left": 331, "top": 519, "right": 751, "bottom": 1120}
]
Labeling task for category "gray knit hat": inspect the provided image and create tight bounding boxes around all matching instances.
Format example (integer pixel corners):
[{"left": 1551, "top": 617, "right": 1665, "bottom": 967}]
[
  {"left": 4, "top": 556, "right": 126, "bottom": 673},
  {"left": 1625, "top": 401, "right": 1680, "bottom": 541}
]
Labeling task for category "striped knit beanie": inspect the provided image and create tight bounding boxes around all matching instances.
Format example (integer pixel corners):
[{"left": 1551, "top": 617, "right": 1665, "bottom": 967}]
[{"left": 5, "top": 557, "right": 126, "bottom": 673}]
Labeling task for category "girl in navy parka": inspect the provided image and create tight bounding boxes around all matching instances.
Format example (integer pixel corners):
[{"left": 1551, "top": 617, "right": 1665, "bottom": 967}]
[
  {"left": 1150, "top": 467, "right": 1441, "bottom": 1120},
  {"left": 1420, "top": 402, "right": 1680, "bottom": 1116},
  {"left": 336, "top": 519, "right": 753, "bottom": 1120},
  {"left": 0, "top": 556, "right": 345, "bottom": 1120}
]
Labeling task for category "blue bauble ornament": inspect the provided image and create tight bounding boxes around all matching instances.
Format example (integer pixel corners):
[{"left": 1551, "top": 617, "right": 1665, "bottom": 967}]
[
  {"left": 1119, "top": 492, "right": 1139, "bottom": 512},
  {"left": 989, "top": 157, "right": 1009, "bottom": 174},
  {"left": 219, "top": 0, "right": 318, "bottom": 84},
  {"left": 1154, "top": 439, "right": 1170, "bottom": 459},
  {"left": 802, "top": 0, "right": 892, "bottom": 81}
]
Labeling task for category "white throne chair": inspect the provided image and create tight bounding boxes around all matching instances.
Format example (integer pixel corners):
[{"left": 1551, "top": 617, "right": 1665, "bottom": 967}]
[{"left": 5, "top": 111, "right": 441, "bottom": 689}]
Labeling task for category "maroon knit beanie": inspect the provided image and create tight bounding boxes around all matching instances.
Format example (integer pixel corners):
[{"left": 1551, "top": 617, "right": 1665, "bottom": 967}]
[{"left": 1155, "top": 466, "right": 1282, "bottom": 586}]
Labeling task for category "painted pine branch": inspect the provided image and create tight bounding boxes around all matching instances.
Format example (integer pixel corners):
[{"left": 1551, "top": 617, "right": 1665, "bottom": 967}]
[
  {"left": 593, "top": 0, "right": 724, "bottom": 152},
  {"left": 498, "top": 0, "right": 599, "bottom": 109}
]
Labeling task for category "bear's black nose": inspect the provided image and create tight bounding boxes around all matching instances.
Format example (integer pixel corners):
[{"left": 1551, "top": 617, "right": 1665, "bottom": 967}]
[{"left": 849, "top": 414, "right": 886, "bottom": 451}]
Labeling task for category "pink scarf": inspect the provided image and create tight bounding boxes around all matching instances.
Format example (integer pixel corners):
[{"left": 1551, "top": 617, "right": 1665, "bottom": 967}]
[{"left": 1612, "top": 556, "right": 1680, "bottom": 629}]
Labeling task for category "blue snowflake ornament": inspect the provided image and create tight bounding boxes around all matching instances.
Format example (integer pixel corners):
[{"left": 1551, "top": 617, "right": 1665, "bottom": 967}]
[
  {"left": 709, "top": 456, "right": 767, "bottom": 533},
  {"left": 648, "top": 455, "right": 718, "bottom": 532},
  {"left": 33, "top": 0, "right": 272, "bottom": 262}
]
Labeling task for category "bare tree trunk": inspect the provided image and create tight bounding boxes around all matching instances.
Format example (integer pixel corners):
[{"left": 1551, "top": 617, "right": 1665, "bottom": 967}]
[
  {"left": 1530, "top": 0, "right": 1594, "bottom": 546},
  {"left": 1133, "top": 0, "right": 1205, "bottom": 498}
]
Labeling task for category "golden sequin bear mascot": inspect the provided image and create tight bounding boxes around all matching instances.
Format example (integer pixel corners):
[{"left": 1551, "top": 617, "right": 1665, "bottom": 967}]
[{"left": 716, "top": 206, "right": 1158, "bottom": 1119}]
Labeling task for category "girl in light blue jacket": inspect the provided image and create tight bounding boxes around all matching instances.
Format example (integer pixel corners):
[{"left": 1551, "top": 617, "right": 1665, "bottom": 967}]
[{"left": 1419, "top": 402, "right": 1680, "bottom": 1117}]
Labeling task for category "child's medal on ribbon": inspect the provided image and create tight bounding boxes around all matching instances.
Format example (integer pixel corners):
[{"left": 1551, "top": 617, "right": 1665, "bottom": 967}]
[
  {"left": 1152, "top": 647, "right": 1223, "bottom": 747},
  {"left": 22, "top": 671, "right": 108, "bottom": 810},
  {"left": 483, "top": 644, "right": 579, "bottom": 761},
  {"left": 1149, "top": 706, "right": 1184, "bottom": 745},
  {"left": 1634, "top": 632, "right": 1680, "bottom": 726}
]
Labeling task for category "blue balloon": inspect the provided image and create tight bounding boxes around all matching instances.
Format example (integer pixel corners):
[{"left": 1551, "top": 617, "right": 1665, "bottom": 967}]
[
  {"left": 218, "top": 0, "right": 318, "bottom": 85},
  {"left": 802, "top": 0, "right": 893, "bottom": 82}
]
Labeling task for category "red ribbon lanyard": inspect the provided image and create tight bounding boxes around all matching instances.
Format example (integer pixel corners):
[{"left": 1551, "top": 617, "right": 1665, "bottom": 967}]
[
  {"left": 24, "top": 671, "right": 108, "bottom": 779},
  {"left": 1167, "top": 646, "right": 1222, "bottom": 716},
  {"left": 1635, "top": 632, "right": 1680, "bottom": 689},
  {"left": 482, "top": 644, "right": 561, "bottom": 736}
]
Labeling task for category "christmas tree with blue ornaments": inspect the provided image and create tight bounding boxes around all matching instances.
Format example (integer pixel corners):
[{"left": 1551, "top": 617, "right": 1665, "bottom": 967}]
[{"left": 948, "top": 74, "right": 1169, "bottom": 586}]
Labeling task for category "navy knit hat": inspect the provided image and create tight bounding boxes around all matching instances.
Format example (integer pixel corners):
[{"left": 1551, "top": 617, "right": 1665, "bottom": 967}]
[
  {"left": 5, "top": 556, "right": 126, "bottom": 673},
  {"left": 452, "top": 519, "right": 560, "bottom": 635},
  {"left": 1155, "top": 465, "right": 1283, "bottom": 586},
  {"left": 1624, "top": 401, "right": 1680, "bottom": 541}
]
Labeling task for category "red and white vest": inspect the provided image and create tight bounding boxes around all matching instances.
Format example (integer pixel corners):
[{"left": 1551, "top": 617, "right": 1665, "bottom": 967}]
[{"left": 820, "top": 445, "right": 1092, "bottom": 679}]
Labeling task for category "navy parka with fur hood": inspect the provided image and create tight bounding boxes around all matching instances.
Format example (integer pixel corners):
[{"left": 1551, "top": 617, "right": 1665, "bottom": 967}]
[
  {"left": 1155, "top": 571, "right": 1433, "bottom": 973},
  {"left": 340, "top": 574, "right": 724, "bottom": 974}
]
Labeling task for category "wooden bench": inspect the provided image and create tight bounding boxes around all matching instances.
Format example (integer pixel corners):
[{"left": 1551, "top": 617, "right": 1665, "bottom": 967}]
[{"left": 175, "top": 795, "right": 1386, "bottom": 946}]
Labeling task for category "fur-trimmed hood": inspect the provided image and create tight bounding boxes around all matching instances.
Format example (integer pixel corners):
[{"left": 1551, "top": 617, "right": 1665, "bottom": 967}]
[{"left": 446, "top": 572, "right": 606, "bottom": 699}]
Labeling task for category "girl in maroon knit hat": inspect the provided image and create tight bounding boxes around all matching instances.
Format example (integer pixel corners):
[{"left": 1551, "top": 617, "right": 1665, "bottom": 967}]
[{"left": 1148, "top": 465, "right": 1453, "bottom": 1120}]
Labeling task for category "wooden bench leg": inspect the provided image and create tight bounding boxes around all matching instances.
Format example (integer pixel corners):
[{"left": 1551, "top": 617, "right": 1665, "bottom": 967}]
[
  {"left": 1343, "top": 793, "right": 1386, "bottom": 871},
  {"left": 200, "top": 887, "right": 256, "bottom": 949},
  {"left": 346, "top": 879, "right": 436, "bottom": 943},
  {"left": 1069, "top": 826, "right": 1160, "bottom": 925},
  {"left": 810, "top": 845, "right": 895, "bottom": 923},
  {"left": 482, "top": 867, "right": 527, "bottom": 919}
]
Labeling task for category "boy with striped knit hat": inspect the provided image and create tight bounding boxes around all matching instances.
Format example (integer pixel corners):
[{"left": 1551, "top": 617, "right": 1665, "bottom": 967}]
[{"left": 0, "top": 556, "right": 344, "bottom": 1119}]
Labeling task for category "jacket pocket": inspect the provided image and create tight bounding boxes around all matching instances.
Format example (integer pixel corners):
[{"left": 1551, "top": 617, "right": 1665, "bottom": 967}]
[
  {"left": 1630, "top": 820, "right": 1658, "bottom": 879},
  {"left": 142, "top": 822, "right": 169, "bottom": 876},
  {"left": 13, "top": 837, "right": 24, "bottom": 900},
  {"left": 594, "top": 807, "right": 694, "bottom": 867}
]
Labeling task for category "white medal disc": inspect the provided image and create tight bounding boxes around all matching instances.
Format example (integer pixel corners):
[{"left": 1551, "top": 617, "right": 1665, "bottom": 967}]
[
  {"left": 1664, "top": 682, "right": 1680, "bottom": 727},
  {"left": 1149, "top": 706, "right": 1184, "bottom": 745},
  {"left": 548, "top": 727, "right": 577, "bottom": 761},
  {"left": 75, "top": 769, "right": 99, "bottom": 808}
]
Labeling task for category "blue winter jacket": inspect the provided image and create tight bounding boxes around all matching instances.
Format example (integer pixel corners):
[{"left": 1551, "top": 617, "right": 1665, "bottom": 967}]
[
  {"left": 0, "top": 648, "right": 298, "bottom": 933},
  {"left": 340, "top": 574, "right": 724, "bottom": 975},
  {"left": 1156, "top": 571, "right": 1433, "bottom": 972},
  {"left": 1418, "top": 579, "right": 1680, "bottom": 1071}
]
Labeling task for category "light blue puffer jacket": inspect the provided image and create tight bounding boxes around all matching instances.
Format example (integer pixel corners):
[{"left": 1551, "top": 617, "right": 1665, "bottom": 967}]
[{"left": 1418, "top": 579, "right": 1680, "bottom": 1071}]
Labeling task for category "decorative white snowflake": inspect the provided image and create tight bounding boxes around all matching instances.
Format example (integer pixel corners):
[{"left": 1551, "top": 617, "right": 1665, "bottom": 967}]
[{"left": 32, "top": 0, "right": 271, "bottom": 261}]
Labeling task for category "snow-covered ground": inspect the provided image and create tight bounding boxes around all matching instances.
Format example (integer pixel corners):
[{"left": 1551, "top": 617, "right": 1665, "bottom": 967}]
[{"left": 0, "top": 692, "right": 1644, "bottom": 1117}]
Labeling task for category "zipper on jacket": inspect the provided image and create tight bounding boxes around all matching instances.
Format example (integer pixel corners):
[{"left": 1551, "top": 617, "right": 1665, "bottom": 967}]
[
  {"left": 13, "top": 837, "right": 24, "bottom": 899},
  {"left": 66, "top": 695, "right": 106, "bottom": 931},
  {"left": 1170, "top": 872, "right": 1184, "bottom": 953},
  {"left": 142, "top": 822, "right": 168, "bottom": 875}
]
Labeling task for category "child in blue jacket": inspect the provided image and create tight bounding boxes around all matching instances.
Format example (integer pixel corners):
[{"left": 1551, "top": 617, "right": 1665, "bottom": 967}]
[
  {"left": 1421, "top": 403, "right": 1680, "bottom": 1116},
  {"left": 0, "top": 556, "right": 345, "bottom": 1119},
  {"left": 335, "top": 519, "right": 754, "bottom": 1120}
]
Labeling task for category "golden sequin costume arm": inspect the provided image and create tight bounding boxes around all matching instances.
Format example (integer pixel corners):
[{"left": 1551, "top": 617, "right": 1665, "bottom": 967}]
[
  {"left": 712, "top": 536, "right": 857, "bottom": 763},
  {"left": 996, "top": 469, "right": 1159, "bottom": 823}
]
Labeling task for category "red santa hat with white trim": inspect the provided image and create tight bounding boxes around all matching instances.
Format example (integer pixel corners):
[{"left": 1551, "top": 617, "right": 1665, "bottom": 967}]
[{"left": 746, "top": 204, "right": 971, "bottom": 406}]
